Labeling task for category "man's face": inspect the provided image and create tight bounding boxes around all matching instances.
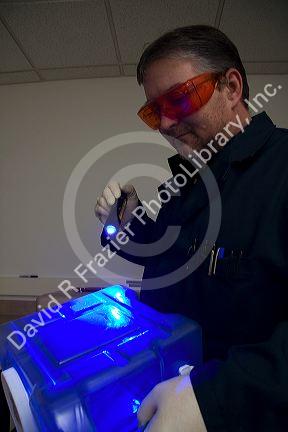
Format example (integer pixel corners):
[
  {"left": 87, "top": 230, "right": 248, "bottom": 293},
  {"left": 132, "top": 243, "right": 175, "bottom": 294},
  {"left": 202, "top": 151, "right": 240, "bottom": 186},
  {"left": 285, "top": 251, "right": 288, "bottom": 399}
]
[{"left": 143, "top": 57, "right": 232, "bottom": 159}]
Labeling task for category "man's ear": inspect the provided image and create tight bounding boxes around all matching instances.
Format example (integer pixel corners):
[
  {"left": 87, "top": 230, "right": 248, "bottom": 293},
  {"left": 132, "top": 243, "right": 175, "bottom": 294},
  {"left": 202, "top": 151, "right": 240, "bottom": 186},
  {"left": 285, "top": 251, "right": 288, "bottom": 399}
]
[{"left": 225, "top": 68, "right": 243, "bottom": 107}]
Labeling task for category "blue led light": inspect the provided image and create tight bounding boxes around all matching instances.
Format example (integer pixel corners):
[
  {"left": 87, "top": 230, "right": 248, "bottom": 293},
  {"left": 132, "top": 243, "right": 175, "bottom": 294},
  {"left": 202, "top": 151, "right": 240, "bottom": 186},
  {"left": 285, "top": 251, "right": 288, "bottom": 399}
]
[{"left": 105, "top": 224, "right": 117, "bottom": 235}]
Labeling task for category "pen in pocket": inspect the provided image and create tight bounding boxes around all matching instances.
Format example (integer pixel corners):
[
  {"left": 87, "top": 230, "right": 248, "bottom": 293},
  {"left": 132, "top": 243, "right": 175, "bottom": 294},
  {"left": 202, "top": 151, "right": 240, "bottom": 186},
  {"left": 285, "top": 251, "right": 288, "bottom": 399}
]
[
  {"left": 208, "top": 245, "right": 225, "bottom": 276},
  {"left": 208, "top": 244, "right": 215, "bottom": 276}
]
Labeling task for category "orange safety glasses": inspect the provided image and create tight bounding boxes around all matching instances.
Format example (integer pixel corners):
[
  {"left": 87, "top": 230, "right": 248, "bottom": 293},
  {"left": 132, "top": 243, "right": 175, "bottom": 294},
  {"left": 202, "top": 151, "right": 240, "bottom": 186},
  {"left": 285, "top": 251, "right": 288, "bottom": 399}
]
[{"left": 137, "top": 71, "right": 223, "bottom": 130}]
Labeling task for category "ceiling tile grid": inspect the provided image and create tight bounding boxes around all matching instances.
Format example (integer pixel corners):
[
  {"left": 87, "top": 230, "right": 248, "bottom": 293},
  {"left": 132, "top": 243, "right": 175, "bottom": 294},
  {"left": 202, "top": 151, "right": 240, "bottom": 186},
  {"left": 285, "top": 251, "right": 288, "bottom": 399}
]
[
  {"left": 0, "top": 19, "right": 31, "bottom": 72},
  {"left": 0, "top": 0, "right": 287, "bottom": 85},
  {"left": 244, "top": 61, "right": 288, "bottom": 75},
  {"left": 0, "top": 1, "right": 118, "bottom": 68},
  {"left": 219, "top": 0, "right": 288, "bottom": 62},
  {"left": 0, "top": 70, "right": 39, "bottom": 84},
  {"left": 110, "top": 0, "right": 219, "bottom": 64},
  {"left": 40, "top": 64, "right": 120, "bottom": 80}
]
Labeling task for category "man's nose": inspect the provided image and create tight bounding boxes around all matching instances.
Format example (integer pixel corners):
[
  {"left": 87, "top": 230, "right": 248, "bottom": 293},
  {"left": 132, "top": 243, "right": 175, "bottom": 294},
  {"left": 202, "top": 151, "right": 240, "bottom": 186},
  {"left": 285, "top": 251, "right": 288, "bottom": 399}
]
[{"left": 159, "top": 114, "right": 178, "bottom": 131}]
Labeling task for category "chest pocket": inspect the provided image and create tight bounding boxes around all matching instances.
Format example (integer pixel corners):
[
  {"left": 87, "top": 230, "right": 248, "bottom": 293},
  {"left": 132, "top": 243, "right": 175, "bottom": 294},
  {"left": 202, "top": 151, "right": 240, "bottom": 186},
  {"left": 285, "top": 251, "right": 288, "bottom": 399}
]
[{"left": 211, "top": 255, "right": 256, "bottom": 281}]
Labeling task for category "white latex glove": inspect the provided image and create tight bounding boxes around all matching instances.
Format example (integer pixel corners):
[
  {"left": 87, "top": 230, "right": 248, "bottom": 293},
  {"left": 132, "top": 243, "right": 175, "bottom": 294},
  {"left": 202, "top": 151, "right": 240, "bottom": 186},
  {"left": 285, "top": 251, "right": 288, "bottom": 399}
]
[{"left": 94, "top": 181, "right": 139, "bottom": 226}]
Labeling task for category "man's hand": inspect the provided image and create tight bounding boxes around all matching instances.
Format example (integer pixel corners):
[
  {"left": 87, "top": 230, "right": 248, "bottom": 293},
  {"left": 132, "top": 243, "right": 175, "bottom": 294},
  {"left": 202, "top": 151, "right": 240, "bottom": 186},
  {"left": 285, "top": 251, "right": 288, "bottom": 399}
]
[
  {"left": 94, "top": 181, "right": 138, "bottom": 225},
  {"left": 137, "top": 375, "right": 207, "bottom": 432}
]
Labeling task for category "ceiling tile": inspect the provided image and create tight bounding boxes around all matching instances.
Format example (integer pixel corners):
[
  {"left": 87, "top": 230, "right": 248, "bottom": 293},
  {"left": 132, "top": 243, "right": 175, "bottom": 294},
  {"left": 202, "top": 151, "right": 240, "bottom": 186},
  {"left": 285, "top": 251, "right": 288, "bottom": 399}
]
[
  {"left": 245, "top": 62, "right": 288, "bottom": 74},
  {"left": 0, "top": 70, "right": 39, "bottom": 85},
  {"left": 40, "top": 65, "right": 120, "bottom": 80},
  {"left": 0, "top": 0, "right": 76, "bottom": 2},
  {"left": 110, "top": 0, "right": 219, "bottom": 63},
  {"left": 220, "top": 0, "right": 288, "bottom": 62},
  {"left": 0, "top": 20, "right": 31, "bottom": 72},
  {"left": 0, "top": 1, "right": 118, "bottom": 68},
  {"left": 123, "top": 64, "right": 137, "bottom": 76}
]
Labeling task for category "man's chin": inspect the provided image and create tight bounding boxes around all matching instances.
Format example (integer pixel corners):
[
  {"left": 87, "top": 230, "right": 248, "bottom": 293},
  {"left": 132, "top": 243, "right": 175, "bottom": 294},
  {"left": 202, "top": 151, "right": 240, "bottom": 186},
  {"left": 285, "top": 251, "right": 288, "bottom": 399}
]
[
  {"left": 177, "top": 148, "right": 192, "bottom": 161},
  {"left": 178, "top": 140, "right": 196, "bottom": 156},
  {"left": 177, "top": 153, "right": 186, "bottom": 160},
  {"left": 164, "top": 134, "right": 202, "bottom": 159}
]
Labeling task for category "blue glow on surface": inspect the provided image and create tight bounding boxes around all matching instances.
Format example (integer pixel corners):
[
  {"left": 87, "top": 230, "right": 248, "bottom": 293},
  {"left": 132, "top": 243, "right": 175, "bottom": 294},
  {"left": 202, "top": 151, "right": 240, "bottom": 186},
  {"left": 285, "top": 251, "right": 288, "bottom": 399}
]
[
  {"left": 0, "top": 284, "right": 202, "bottom": 432},
  {"left": 103, "top": 285, "right": 132, "bottom": 306},
  {"left": 111, "top": 306, "right": 121, "bottom": 320},
  {"left": 115, "top": 291, "right": 125, "bottom": 303},
  {"left": 132, "top": 398, "right": 141, "bottom": 414},
  {"left": 105, "top": 224, "right": 117, "bottom": 235},
  {"left": 117, "top": 330, "right": 149, "bottom": 347},
  {"left": 73, "top": 302, "right": 132, "bottom": 329},
  {"left": 102, "top": 350, "right": 115, "bottom": 363},
  {"left": 70, "top": 294, "right": 101, "bottom": 313},
  {"left": 107, "top": 305, "right": 130, "bottom": 328}
]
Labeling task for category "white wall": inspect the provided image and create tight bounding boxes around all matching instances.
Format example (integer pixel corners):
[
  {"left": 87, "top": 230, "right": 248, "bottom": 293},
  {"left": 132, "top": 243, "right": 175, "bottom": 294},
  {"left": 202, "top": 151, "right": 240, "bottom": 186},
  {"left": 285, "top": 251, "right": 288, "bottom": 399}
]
[{"left": 0, "top": 74, "right": 288, "bottom": 295}]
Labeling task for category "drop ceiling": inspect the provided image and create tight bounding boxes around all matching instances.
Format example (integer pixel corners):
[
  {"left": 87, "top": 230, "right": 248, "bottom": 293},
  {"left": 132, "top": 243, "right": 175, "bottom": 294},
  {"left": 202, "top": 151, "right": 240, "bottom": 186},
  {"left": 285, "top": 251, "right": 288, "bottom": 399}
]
[{"left": 0, "top": 0, "right": 287, "bottom": 85}]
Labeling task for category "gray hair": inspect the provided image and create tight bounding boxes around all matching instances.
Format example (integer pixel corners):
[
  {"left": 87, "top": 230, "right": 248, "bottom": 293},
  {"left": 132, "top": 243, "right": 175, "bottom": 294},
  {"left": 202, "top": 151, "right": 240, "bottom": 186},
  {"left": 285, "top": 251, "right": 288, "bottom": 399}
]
[{"left": 137, "top": 25, "right": 249, "bottom": 108}]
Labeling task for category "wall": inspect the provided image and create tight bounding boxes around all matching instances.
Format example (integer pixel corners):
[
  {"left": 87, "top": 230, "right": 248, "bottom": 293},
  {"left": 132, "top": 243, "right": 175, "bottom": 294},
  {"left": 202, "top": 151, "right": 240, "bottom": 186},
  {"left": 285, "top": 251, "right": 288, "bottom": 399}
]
[{"left": 0, "top": 74, "right": 287, "bottom": 296}]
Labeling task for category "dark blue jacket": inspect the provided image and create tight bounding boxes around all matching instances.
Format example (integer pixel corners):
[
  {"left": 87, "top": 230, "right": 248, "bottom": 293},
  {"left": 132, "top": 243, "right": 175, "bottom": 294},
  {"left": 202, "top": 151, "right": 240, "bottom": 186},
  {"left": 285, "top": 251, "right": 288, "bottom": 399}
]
[{"left": 101, "top": 111, "right": 288, "bottom": 431}]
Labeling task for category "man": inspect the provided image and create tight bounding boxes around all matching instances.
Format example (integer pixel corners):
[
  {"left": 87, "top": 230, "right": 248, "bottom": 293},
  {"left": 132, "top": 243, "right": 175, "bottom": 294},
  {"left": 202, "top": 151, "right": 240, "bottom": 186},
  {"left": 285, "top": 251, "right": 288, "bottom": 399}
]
[{"left": 95, "top": 25, "right": 288, "bottom": 431}]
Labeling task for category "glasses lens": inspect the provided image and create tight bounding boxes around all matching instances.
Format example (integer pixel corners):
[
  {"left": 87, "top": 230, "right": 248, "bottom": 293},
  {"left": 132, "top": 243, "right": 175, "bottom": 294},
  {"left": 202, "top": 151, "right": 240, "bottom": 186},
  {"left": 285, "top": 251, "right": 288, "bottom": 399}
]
[
  {"left": 195, "top": 78, "right": 217, "bottom": 106},
  {"left": 138, "top": 73, "right": 220, "bottom": 130},
  {"left": 137, "top": 103, "right": 160, "bottom": 130},
  {"left": 165, "top": 88, "right": 199, "bottom": 119}
]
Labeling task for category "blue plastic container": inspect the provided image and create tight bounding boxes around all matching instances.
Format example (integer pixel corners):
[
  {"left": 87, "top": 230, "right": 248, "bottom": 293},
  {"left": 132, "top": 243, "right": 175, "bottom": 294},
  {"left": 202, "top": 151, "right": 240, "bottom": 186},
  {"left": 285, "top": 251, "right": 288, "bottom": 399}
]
[{"left": 0, "top": 285, "right": 202, "bottom": 432}]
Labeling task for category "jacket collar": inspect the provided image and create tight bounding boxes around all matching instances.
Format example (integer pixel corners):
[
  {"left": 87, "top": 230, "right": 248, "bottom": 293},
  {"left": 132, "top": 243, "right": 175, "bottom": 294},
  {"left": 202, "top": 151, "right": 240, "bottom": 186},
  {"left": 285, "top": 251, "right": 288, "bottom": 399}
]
[
  {"left": 162, "top": 112, "right": 276, "bottom": 227},
  {"left": 229, "top": 111, "right": 276, "bottom": 163},
  {"left": 167, "top": 111, "right": 276, "bottom": 175}
]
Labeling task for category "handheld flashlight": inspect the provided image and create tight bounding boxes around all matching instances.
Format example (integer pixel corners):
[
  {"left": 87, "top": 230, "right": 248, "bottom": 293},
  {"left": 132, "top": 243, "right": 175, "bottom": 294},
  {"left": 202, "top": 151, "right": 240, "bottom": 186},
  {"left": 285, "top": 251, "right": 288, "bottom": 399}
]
[{"left": 104, "top": 191, "right": 128, "bottom": 236}]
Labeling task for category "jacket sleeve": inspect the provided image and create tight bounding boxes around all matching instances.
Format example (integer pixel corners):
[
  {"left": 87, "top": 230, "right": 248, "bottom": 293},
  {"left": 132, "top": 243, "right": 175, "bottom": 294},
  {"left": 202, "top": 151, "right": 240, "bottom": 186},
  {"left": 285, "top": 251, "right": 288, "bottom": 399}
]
[
  {"left": 100, "top": 198, "right": 166, "bottom": 267},
  {"left": 190, "top": 321, "right": 288, "bottom": 432}
]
